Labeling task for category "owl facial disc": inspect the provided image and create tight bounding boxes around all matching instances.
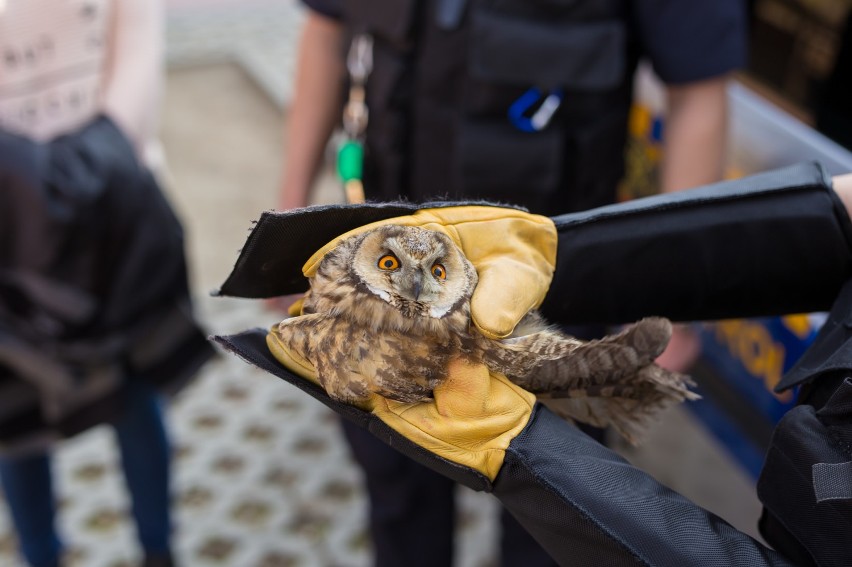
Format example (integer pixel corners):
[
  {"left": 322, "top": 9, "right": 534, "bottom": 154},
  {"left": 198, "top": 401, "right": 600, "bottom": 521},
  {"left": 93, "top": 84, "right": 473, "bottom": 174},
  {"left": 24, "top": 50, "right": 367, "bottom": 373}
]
[{"left": 350, "top": 225, "right": 477, "bottom": 319}]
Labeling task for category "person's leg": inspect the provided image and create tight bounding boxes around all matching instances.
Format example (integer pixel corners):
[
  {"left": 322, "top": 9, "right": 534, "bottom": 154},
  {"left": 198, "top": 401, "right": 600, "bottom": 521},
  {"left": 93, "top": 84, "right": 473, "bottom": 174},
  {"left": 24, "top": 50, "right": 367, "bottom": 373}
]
[
  {"left": 340, "top": 418, "right": 455, "bottom": 567},
  {"left": 0, "top": 452, "right": 62, "bottom": 567},
  {"left": 112, "top": 380, "right": 173, "bottom": 565}
]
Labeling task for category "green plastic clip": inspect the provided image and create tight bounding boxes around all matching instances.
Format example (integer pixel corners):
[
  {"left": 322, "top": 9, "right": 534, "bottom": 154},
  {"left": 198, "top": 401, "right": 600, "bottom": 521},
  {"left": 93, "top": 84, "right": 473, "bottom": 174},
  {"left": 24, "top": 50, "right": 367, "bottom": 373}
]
[{"left": 337, "top": 139, "right": 364, "bottom": 182}]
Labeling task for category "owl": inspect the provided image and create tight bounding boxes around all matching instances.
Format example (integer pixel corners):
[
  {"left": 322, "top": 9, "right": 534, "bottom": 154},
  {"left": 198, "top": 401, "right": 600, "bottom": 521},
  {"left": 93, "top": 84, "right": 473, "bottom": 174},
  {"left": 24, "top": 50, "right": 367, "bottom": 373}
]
[{"left": 270, "top": 224, "right": 697, "bottom": 443}]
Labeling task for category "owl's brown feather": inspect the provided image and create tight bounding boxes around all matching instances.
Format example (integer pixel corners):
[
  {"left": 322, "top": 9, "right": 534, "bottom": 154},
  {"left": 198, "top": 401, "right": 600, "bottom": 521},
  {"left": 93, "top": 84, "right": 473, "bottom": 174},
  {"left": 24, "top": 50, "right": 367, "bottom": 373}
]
[{"left": 273, "top": 224, "right": 697, "bottom": 443}]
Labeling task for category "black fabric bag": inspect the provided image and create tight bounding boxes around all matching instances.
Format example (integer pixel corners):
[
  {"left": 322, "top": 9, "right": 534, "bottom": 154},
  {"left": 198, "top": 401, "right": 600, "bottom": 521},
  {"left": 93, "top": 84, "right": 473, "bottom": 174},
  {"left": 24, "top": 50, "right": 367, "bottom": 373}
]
[
  {"left": 0, "top": 117, "right": 214, "bottom": 452},
  {"left": 756, "top": 278, "right": 852, "bottom": 567}
]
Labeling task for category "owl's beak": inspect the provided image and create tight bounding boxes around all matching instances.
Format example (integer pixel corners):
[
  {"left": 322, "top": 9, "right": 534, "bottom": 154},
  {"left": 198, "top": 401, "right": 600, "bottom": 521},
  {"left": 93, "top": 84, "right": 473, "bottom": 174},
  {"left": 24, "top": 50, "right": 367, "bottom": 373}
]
[{"left": 411, "top": 272, "right": 423, "bottom": 300}]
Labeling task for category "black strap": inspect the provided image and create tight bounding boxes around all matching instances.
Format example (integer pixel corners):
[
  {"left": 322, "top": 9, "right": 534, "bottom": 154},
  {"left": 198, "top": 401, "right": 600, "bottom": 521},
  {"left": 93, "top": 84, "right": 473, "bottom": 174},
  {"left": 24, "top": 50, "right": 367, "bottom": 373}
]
[{"left": 813, "top": 462, "right": 852, "bottom": 503}]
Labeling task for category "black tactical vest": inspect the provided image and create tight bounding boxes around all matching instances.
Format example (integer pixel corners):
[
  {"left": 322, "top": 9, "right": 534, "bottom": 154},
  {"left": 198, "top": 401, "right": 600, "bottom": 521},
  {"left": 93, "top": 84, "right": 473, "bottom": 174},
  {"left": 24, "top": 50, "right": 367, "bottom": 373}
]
[{"left": 341, "top": 0, "right": 637, "bottom": 216}]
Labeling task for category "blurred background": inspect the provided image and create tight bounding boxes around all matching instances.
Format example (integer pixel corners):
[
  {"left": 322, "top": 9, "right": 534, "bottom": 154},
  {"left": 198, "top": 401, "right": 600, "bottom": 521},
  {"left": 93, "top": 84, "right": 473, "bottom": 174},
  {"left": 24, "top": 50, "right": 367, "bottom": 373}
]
[{"left": 1, "top": 0, "right": 851, "bottom": 566}]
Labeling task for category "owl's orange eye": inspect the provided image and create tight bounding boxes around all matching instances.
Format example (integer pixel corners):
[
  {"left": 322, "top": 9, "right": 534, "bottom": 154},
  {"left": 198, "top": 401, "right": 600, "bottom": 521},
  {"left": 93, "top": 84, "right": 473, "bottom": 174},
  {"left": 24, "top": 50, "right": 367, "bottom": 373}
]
[
  {"left": 431, "top": 263, "right": 447, "bottom": 280},
  {"left": 378, "top": 254, "right": 400, "bottom": 270}
]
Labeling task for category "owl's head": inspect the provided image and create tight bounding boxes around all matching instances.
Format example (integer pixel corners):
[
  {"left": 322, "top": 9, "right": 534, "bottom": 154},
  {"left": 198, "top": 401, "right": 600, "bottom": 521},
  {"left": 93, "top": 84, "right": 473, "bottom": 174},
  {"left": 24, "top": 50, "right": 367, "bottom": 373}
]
[{"left": 350, "top": 225, "right": 478, "bottom": 319}]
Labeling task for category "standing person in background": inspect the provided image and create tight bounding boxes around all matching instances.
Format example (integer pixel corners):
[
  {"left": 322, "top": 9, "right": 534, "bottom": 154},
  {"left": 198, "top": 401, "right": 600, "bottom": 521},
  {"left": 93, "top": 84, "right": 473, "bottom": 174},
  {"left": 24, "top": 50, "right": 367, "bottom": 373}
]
[
  {"left": 0, "top": 2, "right": 213, "bottom": 566},
  {"left": 279, "top": 2, "right": 746, "bottom": 565}
]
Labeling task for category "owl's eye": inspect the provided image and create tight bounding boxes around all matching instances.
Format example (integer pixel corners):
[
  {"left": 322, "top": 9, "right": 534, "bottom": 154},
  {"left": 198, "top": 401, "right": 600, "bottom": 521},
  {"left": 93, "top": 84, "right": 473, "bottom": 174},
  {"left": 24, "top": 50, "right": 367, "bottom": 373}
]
[
  {"left": 431, "top": 263, "right": 447, "bottom": 280},
  {"left": 378, "top": 254, "right": 400, "bottom": 270}
]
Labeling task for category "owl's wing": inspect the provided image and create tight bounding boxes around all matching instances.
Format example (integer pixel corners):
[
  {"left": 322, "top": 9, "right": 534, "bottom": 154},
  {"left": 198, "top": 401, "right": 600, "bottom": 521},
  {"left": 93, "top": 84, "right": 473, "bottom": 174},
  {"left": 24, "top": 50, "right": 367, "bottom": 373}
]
[
  {"left": 270, "top": 314, "right": 327, "bottom": 363},
  {"left": 498, "top": 317, "right": 672, "bottom": 392},
  {"left": 271, "top": 315, "right": 438, "bottom": 404},
  {"left": 490, "top": 317, "right": 697, "bottom": 444},
  {"left": 270, "top": 314, "right": 363, "bottom": 402},
  {"left": 356, "top": 331, "right": 442, "bottom": 403}
]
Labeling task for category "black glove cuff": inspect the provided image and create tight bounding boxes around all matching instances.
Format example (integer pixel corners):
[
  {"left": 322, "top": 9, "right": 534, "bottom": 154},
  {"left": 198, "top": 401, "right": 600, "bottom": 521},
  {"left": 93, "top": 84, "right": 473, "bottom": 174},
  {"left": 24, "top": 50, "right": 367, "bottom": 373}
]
[
  {"left": 541, "top": 161, "right": 852, "bottom": 325},
  {"left": 218, "top": 162, "right": 852, "bottom": 327},
  {"left": 215, "top": 200, "right": 520, "bottom": 299},
  {"left": 211, "top": 329, "right": 494, "bottom": 492}
]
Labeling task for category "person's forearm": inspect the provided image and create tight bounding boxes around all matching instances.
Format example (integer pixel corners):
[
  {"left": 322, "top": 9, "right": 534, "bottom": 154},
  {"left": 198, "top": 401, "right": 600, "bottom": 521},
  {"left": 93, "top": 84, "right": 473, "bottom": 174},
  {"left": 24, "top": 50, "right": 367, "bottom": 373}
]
[
  {"left": 101, "top": 0, "right": 164, "bottom": 155},
  {"left": 280, "top": 12, "right": 346, "bottom": 210},
  {"left": 661, "top": 76, "right": 729, "bottom": 193}
]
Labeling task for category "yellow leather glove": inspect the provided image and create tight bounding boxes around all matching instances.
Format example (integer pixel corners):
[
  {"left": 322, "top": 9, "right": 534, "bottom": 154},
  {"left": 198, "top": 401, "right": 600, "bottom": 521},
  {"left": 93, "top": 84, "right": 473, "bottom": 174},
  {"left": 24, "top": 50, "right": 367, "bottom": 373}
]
[
  {"left": 299, "top": 206, "right": 557, "bottom": 339},
  {"left": 267, "top": 329, "right": 536, "bottom": 481},
  {"left": 271, "top": 205, "right": 554, "bottom": 480}
]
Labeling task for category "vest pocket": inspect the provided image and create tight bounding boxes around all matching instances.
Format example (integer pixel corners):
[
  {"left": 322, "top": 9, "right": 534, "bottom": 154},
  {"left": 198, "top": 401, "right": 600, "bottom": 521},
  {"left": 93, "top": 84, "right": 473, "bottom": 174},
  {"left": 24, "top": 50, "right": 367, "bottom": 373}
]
[
  {"left": 455, "top": 120, "right": 562, "bottom": 209},
  {"left": 458, "top": 5, "right": 628, "bottom": 213},
  {"left": 469, "top": 7, "right": 625, "bottom": 91},
  {"left": 343, "top": 0, "right": 417, "bottom": 44},
  {"left": 560, "top": 106, "right": 628, "bottom": 212}
]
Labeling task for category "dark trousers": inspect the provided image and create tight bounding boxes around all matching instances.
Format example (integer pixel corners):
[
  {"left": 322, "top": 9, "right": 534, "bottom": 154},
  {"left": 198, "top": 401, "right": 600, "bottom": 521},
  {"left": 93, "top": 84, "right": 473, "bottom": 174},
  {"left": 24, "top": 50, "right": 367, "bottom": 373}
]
[
  {"left": 0, "top": 380, "right": 172, "bottom": 567},
  {"left": 341, "top": 419, "right": 558, "bottom": 567}
]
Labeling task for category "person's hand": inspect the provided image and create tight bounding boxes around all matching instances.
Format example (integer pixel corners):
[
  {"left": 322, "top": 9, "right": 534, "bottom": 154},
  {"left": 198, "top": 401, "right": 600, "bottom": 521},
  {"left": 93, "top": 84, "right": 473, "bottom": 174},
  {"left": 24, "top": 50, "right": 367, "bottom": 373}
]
[
  {"left": 264, "top": 293, "right": 304, "bottom": 315},
  {"left": 299, "top": 205, "right": 558, "bottom": 338}
]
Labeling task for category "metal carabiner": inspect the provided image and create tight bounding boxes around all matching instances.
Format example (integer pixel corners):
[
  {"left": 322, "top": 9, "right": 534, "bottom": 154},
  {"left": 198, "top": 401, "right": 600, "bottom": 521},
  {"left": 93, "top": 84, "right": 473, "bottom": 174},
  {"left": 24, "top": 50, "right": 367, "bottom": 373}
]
[
  {"left": 347, "top": 34, "right": 374, "bottom": 83},
  {"left": 508, "top": 88, "right": 564, "bottom": 133},
  {"left": 342, "top": 34, "right": 373, "bottom": 139}
]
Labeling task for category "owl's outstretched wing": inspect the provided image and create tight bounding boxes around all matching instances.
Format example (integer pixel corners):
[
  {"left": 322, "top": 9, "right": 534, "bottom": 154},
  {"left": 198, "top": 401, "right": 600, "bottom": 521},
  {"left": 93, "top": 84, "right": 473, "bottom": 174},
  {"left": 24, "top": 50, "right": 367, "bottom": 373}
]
[
  {"left": 485, "top": 317, "right": 670, "bottom": 389},
  {"left": 270, "top": 314, "right": 370, "bottom": 403},
  {"left": 484, "top": 317, "right": 698, "bottom": 444}
]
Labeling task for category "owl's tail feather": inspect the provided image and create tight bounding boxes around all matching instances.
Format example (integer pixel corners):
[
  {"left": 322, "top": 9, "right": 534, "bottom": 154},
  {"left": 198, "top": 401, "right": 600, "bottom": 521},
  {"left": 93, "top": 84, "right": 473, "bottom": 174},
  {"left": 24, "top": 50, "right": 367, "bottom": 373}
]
[
  {"left": 484, "top": 316, "right": 698, "bottom": 444},
  {"left": 539, "top": 364, "right": 699, "bottom": 444}
]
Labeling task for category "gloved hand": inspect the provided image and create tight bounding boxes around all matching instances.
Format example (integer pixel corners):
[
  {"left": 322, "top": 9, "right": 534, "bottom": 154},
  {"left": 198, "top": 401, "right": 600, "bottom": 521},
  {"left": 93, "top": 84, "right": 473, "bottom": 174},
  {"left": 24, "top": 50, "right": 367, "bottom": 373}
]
[{"left": 244, "top": 205, "right": 557, "bottom": 488}]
